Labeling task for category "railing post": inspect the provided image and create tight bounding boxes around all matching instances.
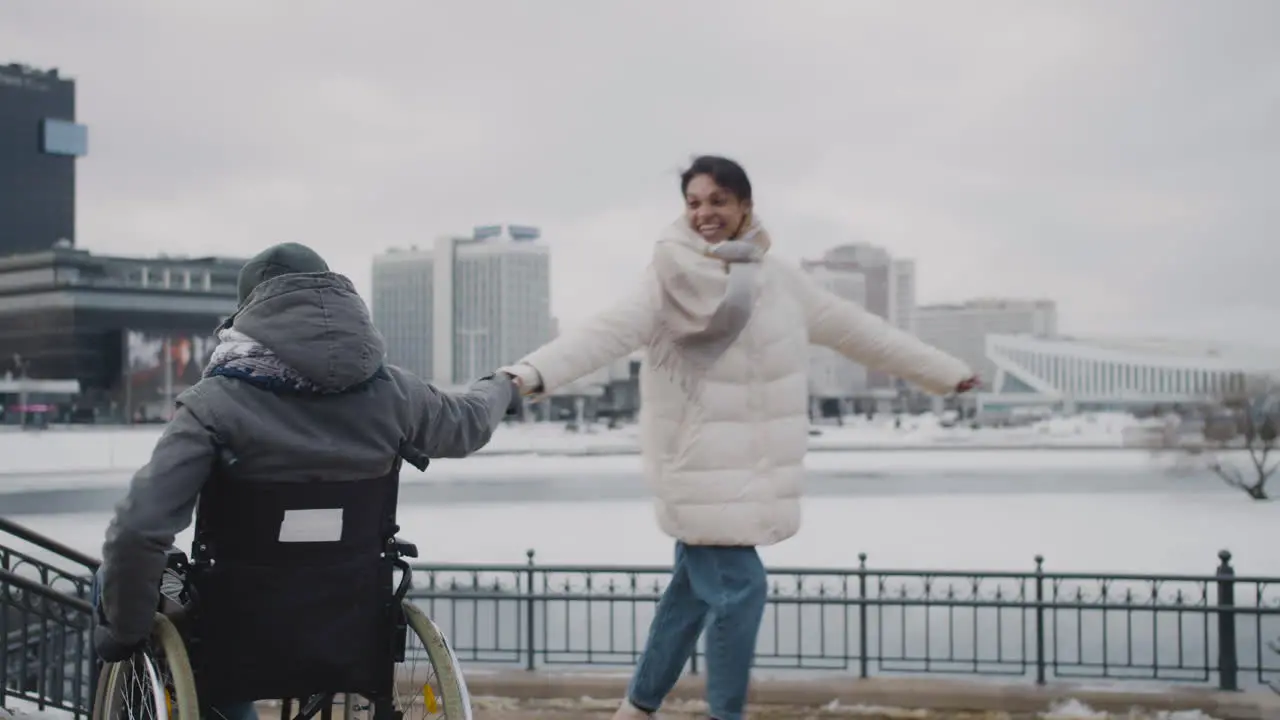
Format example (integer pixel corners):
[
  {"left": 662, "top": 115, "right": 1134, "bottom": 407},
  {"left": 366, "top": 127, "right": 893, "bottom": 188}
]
[
  {"left": 1215, "top": 549, "right": 1238, "bottom": 692},
  {"left": 1034, "top": 555, "right": 1046, "bottom": 686},
  {"left": 858, "top": 553, "right": 868, "bottom": 679},
  {"left": 1, "top": 584, "right": 8, "bottom": 709},
  {"left": 525, "top": 549, "right": 537, "bottom": 672},
  {"left": 0, "top": 584, "right": 7, "bottom": 707}
]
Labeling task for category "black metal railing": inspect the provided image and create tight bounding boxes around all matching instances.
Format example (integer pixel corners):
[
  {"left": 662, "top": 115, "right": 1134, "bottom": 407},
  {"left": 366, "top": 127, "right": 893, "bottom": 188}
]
[
  {"left": 2, "top": 512, "right": 1278, "bottom": 718},
  {"left": 406, "top": 549, "right": 1280, "bottom": 692},
  {"left": 1, "top": 568, "right": 95, "bottom": 718},
  {"left": 0, "top": 516, "right": 100, "bottom": 598},
  {"left": 1, "top": 517, "right": 99, "bottom": 717}
]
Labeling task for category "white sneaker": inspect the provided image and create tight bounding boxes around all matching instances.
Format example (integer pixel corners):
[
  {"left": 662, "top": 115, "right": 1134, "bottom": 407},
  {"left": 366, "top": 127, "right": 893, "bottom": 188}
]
[{"left": 612, "top": 699, "right": 657, "bottom": 719}]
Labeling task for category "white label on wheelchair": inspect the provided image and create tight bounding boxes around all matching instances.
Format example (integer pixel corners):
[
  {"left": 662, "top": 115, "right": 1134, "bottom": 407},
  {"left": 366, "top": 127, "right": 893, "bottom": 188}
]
[{"left": 278, "top": 508, "right": 344, "bottom": 542}]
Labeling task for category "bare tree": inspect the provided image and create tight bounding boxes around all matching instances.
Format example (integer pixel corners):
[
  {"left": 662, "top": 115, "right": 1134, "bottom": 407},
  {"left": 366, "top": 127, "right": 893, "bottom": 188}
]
[{"left": 1196, "top": 375, "right": 1279, "bottom": 500}]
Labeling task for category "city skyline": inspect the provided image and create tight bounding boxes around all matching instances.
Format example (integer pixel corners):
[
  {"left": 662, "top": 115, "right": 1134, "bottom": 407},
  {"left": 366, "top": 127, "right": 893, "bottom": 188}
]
[
  {"left": 2, "top": 2, "right": 1277, "bottom": 348},
  {"left": 372, "top": 225, "right": 554, "bottom": 386}
]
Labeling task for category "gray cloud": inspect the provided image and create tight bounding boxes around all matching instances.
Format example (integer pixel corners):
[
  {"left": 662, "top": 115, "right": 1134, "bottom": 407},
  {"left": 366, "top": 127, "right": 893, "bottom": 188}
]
[{"left": 3, "top": 0, "right": 1277, "bottom": 347}]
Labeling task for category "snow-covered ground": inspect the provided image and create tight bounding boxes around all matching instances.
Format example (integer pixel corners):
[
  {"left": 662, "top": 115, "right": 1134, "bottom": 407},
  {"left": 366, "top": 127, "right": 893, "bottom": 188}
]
[
  {"left": 0, "top": 413, "right": 1146, "bottom": 475},
  {"left": 0, "top": 698, "right": 76, "bottom": 720}
]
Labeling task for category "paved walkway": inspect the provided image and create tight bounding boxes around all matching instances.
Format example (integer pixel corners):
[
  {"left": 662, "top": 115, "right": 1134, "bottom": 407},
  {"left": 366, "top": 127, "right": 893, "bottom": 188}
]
[
  {"left": 457, "top": 670, "right": 1280, "bottom": 720},
  {"left": 244, "top": 672, "right": 1280, "bottom": 720}
]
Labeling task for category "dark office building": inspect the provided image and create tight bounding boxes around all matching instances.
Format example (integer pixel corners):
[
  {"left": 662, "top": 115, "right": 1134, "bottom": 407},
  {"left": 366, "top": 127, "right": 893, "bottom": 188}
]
[
  {"left": 0, "top": 248, "right": 247, "bottom": 423},
  {"left": 0, "top": 62, "right": 87, "bottom": 257}
]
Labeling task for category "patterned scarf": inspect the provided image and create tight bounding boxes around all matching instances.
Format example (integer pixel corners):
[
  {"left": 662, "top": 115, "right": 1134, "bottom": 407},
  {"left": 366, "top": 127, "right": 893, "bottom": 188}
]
[
  {"left": 648, "top": 215, "right": 772, "bottom": 394},
  {"left": 203, "top": 327, "right": 326, "bottom": 393}
]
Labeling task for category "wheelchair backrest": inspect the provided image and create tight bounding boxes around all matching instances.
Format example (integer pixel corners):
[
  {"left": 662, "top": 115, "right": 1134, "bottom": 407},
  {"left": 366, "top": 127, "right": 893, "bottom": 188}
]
[
  {"left": 191, "top": 454, "right": 403, "bottom": 569},
  {"left": 186, "top": 454, "right": 407, "bottom": 703}
]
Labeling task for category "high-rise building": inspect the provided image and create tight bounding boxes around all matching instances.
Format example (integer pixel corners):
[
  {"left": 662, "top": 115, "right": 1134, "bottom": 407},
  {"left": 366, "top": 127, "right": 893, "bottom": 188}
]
[
  {"left": 914, "top": 298, "right": 1058, "bottom": 384},
  {"left": 0, "top": 63, "right": 88, "bottom": 256},
  {"left": 802, "top": 243, "right": 916, "bottom": 390},
  {"left": 0, "top": 63, "right": 245, "bottom": 425},
  {"left": 372, "top": 224, "right": 553, "bottom": 386},
  {"left": 371, "top": 246, "right": 435, "bottom": 380}
]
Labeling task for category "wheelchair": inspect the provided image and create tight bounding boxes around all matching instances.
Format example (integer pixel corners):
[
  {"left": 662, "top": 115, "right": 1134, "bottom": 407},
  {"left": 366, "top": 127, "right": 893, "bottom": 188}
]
[{"left": 92, "top": 461, "right": 473, "bottom": 720}]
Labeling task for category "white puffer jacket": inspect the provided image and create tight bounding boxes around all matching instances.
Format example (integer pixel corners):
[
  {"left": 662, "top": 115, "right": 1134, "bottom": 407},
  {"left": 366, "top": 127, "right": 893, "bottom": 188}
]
[{"left": 503, "top": 236, "right": 971, "bottom": 548}]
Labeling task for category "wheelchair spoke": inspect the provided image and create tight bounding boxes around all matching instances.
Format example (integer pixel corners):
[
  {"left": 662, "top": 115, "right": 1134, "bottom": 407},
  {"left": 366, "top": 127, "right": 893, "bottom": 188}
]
[
  {"left": 345, "top": 625, "right": 447, "bottom": 720},
  {"left": 396, "top": 646, "right": 445, "bottom": 720},
  {"left": 105, "top": 652, "right": 171, "bottom": 720}
]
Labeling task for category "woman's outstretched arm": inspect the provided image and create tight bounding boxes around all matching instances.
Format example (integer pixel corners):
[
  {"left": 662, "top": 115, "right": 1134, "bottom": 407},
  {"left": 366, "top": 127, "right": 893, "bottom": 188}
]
[
  {"left": 501, "top": 273, "right": 656, "bottom": 396},
  {"left": 786, "top": 263, "right": 975, "bottom": 395}
]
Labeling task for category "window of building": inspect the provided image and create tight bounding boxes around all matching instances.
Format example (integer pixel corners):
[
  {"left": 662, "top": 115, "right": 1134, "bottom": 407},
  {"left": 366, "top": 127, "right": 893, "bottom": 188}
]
[{"left": 41, "top": 119, "right": 89, "bottom": 157}]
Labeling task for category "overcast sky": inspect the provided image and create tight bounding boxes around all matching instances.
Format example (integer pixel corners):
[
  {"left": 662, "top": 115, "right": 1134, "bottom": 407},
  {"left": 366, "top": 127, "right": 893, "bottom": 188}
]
[{"left": 4, "top": 1, "right": 1278, "bottom": 345}]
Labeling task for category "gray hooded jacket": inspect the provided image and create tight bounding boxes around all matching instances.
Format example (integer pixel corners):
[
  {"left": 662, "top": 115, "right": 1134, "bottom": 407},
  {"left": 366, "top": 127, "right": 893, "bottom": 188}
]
[{"left": 98, "top": 272, "right": 516, "bottom": 644}]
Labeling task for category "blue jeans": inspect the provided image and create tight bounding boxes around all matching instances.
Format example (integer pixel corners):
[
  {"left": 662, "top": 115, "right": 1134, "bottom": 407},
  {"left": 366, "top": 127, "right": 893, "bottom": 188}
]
[
  {"left": 627, "top": 543, "right": 768, "bottom": 720},
  {"left": 91, "top": 568, "right": 259, "bottom": 720}
]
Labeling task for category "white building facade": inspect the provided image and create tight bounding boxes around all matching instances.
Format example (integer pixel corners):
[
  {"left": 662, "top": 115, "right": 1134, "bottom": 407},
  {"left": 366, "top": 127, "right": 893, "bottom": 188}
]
[
  {"left": 980, "top": 334, "right": 1280, "bottom": 415},
  {"left": 915, "top": 298, "right": 1058, "bottom": 385},
  {"left": 372, "top": 224, "right": 553, "bottom": 387},
  {"left": 371, "top": 248, "right": 434, "bottom": 380}
]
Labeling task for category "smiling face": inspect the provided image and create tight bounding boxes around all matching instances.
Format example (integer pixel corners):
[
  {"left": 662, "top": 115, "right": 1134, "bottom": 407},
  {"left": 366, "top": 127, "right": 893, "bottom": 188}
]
[{"left": 684, "top": 173, "right": 751, "bottom": 244}]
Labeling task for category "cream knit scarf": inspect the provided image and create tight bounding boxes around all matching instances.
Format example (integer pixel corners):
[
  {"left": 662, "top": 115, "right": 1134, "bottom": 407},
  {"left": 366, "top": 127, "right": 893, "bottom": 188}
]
[{"left": 648, "top": 215, "right": 772, "bottom": 393}]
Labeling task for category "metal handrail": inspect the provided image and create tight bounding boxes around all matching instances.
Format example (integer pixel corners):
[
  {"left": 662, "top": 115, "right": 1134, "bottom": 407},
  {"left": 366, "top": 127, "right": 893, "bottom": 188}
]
[
  {"left": 0, "top": 568, "right": 94, "bottom": 614},
  {"left": 0, "top": 517, "right": 100, "bottom": 573}
]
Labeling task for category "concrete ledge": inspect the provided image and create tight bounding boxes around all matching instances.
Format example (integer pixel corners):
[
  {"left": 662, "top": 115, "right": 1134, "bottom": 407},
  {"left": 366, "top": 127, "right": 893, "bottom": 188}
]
[{"left": 461, "top": 670, "right": 1280, "bottom": 719}]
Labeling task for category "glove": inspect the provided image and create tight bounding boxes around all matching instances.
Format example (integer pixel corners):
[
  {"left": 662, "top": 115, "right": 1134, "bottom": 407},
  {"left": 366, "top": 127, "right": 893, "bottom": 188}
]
[
  {"left": 94, "top": 624, "right": 143, "bottom": 663},
  {"left": 496, "top": 371, "right": 526, "bottom": 417}
]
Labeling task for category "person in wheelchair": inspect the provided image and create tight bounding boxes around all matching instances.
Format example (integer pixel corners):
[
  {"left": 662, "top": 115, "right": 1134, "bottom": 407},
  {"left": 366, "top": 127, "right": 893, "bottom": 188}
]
[{"left": 91, "top": 243, "right": 520, "bottom": 720}]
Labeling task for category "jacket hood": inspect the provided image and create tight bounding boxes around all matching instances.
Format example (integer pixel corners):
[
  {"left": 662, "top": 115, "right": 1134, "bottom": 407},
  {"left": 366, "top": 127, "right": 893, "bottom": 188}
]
[{"left": 228, "top": 272, "right": 386, "bottom": 392}]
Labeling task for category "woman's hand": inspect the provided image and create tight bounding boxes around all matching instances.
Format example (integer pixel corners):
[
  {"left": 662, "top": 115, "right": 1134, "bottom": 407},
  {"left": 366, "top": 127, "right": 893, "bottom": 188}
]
[
  {"left": 499, "top": 370, "right": 524, "bottom": 392},
  {"left": 498, "top": 364, "right": 543, "bottom": 396},
  {"left": 955, "top": 376, "right": 982, "bottom": 393}
]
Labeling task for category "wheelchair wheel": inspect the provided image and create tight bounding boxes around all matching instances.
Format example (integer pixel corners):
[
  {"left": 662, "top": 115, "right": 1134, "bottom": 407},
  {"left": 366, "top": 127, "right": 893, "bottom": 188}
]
[
  {"left": 92, "top": 613, "right": 200, "bottom": 720},
  {"left": 344, "top": 600, "right": 471, "bottom": 720}
]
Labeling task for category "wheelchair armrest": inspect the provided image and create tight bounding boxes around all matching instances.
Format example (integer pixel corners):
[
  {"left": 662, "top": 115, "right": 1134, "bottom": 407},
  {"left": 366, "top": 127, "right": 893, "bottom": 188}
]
[{"left": 391, "top": 538, "right": 419, "bottom": 559}]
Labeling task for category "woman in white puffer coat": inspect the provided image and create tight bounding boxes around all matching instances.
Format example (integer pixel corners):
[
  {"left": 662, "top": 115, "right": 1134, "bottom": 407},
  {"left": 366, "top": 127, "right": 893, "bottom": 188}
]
[{"left": 500, "top": 155, "right": 978, "bottom": 720}]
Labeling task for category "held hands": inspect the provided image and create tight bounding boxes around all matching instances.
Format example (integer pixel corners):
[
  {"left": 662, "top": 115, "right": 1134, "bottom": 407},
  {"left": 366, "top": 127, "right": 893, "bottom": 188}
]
[
  {"left": 497, "top": 364, "right": 543, "bottom": 397},
  {"left": 495, "top": 371, "right": 525, "bottom": 417},
  {"left": 501, "top": 371, "right": 524, "bottom": 393}
]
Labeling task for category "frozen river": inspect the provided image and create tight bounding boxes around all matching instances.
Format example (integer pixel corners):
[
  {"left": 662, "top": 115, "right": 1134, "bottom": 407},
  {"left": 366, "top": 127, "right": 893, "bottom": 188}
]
[{"left": 4, "top": 449, "right": 1277, "bottom": 576}]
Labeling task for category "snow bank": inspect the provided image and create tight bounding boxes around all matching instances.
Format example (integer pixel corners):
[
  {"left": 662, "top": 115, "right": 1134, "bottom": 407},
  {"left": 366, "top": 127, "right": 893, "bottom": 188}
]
[
  {"left": 1042, "top": 699, "right": 1222, "bottom": 720},
  {"left": 808, "top": 412, "right": 1141, "bottom": 449},
  {"left": 0, "top": 413, "right": 1143, "bottom": 475},
  {"left": 0, "top": 698, "right": 74, "bottom": 720}
]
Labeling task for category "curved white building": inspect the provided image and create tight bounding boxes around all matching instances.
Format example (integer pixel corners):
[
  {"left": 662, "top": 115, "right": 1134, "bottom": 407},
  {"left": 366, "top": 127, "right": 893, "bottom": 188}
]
[{"left": 980, "top": 334, "right": 1280, "bottom": 414}]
